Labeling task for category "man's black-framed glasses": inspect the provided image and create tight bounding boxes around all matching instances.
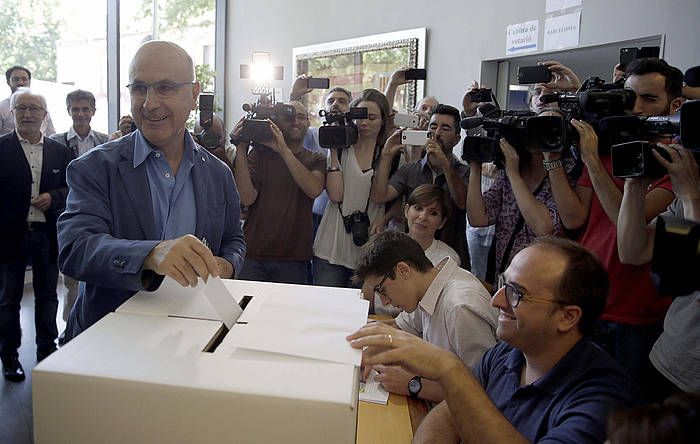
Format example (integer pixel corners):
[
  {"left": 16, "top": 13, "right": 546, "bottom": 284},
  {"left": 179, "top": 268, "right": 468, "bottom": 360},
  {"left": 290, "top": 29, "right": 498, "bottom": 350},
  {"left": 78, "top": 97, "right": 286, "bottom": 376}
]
[
  {"left": 373, "top": 269, "right": 393, "bottom": 300},
  {"left": 497, "top": 274, "right": 565, "bottom": 308}
]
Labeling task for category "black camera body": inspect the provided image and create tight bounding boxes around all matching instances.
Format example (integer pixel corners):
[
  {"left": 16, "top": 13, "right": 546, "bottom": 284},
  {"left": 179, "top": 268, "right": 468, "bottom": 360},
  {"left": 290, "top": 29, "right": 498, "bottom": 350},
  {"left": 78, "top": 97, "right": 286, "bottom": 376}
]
[
  {"left": 237, "top": 102, "right": 296, "bottom": 145},
  {"left": 342, "top": 210, "right": 370, "bottom": 246},
  {"left": 197, "top": 93, "right": 220, "bottom": 150},
  {"left": 318, "top": 107, "right": 368, "bottom": 149},
  {"left": 461, "top": 105, "right": 572, "bottom": 165},
  {"left": 611, "top": 141, "right": 671, "bottom": 178},
  {"left": 609, "top": 100, "right": 700, "bottom": 178}
]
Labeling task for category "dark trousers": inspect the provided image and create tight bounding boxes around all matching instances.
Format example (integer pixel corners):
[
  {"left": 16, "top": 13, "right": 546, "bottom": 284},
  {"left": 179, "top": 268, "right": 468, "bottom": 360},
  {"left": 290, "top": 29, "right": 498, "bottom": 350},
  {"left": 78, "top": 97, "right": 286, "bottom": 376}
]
[
  {"left": 0, "top": 227, "right": 59, "bottom": 359},
  {"left": 593, "top": 320, "right": 663, "bottom": 403},
  {"left": 238, "top": 259, "right": 309, "bottom": 285}
]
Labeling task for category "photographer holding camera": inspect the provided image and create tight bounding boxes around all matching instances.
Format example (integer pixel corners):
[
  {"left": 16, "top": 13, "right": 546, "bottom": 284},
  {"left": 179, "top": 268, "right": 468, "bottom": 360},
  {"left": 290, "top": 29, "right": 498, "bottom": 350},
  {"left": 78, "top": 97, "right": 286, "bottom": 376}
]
[
  {"left": 544, "top": 58, "right": 681, "bottom": 396},
  {"left": 194, "top": 113, "right": 235, "bottom": 170},
  {"left": 465, "top": 110, "right": 571, "bottom": 284},
  {"left": 231, "top": 101, "right": 326, "bottom": 284},
  {"left": 371, "top": 104, "right": 470, "bottom": 267},
  {"left": 617, "top": 142, "right": 700, "bottom": 401},
  {"left": 312, "top": 89, "right": 391, "bottom": 288}
]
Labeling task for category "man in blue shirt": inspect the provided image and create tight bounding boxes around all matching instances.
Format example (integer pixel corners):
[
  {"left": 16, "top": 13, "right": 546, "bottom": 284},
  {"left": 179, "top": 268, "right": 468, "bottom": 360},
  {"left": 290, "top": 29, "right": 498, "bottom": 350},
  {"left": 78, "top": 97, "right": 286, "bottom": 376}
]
[
  {"left": 348, "top": 236, "right": 636, "bottom": 443},
  {"left": 58, "top": 41, "right": 245, "bottom": 341}
]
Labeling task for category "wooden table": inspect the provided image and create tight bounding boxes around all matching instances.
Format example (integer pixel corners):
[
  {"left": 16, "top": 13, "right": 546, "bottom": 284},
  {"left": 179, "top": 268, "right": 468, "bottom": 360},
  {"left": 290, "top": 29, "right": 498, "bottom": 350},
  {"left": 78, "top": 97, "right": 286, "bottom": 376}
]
[{"left": 356, "top": 392, "right": 429, "bottom": 443}]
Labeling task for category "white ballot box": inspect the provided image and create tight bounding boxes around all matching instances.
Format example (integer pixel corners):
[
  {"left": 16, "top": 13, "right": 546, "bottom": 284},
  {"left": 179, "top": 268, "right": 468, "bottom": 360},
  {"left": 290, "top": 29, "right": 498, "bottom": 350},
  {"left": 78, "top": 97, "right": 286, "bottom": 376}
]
[{"left": 33, "top": 279, "right": 368, "bottom": 444}]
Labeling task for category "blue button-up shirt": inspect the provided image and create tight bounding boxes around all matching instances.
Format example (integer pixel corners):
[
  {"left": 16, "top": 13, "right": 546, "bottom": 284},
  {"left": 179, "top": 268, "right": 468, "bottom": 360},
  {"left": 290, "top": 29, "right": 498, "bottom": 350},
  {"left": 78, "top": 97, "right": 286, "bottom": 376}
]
[{"left": 133, "top": 132, "right": 197, "bottom": 240}]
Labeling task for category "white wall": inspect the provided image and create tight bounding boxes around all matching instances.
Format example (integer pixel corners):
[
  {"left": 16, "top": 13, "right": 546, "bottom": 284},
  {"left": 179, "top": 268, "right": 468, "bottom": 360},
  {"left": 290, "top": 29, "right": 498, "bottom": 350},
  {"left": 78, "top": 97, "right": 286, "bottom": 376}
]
[{"left": 225, "top": 0, "right": 700, "bottom": 127}]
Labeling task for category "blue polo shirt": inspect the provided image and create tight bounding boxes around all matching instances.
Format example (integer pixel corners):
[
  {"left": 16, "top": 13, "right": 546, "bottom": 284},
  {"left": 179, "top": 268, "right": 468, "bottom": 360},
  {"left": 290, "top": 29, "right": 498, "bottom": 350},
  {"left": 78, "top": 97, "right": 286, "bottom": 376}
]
[
  {"left": 473, "top": 339, "right": 637, "bottom": 443},
  {"left": 133, "top": 131, "right": 197, "bottom": 240}
]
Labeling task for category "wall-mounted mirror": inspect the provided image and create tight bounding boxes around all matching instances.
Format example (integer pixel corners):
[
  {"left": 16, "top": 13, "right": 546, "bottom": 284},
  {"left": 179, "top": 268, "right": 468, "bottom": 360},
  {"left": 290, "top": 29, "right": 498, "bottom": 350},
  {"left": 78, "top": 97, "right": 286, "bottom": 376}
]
[{"left": 293, "top": 28, "right": 426, "bottom": 126}]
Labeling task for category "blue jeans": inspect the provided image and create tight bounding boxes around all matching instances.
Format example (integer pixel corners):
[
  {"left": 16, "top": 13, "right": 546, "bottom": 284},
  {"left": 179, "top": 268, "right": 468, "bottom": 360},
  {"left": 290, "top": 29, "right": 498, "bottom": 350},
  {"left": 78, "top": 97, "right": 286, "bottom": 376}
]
[
  {"left": 0, "top": 228, "right": 59, "bottom": 359},
  {"left": 238, "top": 259, "right": 309, "bottom": 284},
  {"left": 593, "top": 320, "right": 663, "bottom": 402},
  {"left": 312, "top": 256, "right": 355, "bottom": 288}
]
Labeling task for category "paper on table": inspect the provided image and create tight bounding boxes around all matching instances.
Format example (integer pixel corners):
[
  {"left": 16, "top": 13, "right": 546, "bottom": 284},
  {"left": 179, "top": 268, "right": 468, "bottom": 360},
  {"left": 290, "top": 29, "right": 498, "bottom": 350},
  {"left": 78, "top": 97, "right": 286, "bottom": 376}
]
[
  {"left": 226, "top": 296, "right": 369, "bottom": 366},
  {"left": 204, "top": 276, "right": 242, "bottom": 329},
  {"left": 359, "top": 370, "right": 390, "bottom": 405}
]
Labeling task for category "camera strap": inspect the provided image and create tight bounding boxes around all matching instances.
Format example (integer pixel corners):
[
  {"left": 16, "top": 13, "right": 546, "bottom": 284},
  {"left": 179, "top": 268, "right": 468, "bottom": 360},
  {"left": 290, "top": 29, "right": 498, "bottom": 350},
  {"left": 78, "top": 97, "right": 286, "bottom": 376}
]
[{"left": 498, "top": 178, "right": 547, "bottom": 273}]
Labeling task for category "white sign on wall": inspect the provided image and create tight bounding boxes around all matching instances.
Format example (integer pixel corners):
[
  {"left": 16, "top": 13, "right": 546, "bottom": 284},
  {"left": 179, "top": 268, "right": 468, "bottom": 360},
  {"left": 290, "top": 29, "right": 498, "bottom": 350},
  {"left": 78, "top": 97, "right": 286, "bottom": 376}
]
[
  {"left": 506, "top": 20, "right": 539, "bottom": 55},
  {"left": 546, "top": 0, "right": 582, "bottom": 13},
  {"left": 543, "top": 11, "right": 581, "bottom": 50}
]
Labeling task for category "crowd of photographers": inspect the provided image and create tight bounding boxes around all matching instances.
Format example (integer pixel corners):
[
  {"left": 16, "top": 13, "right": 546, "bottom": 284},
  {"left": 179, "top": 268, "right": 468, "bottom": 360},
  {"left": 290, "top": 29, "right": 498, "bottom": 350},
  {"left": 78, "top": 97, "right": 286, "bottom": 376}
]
[
  {"left": 227, "top": 56, "right": 699, "bottom": 441},
  {"left": 2, "top": 44, "right": 699, "bottom": 442}
]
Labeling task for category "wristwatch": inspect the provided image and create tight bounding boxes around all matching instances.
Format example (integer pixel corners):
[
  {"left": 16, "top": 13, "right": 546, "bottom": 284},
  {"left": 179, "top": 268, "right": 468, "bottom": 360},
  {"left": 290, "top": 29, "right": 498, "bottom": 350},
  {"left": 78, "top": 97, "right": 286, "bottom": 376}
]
[
  {"left": 543, "top": 159, "right": 563, "bottom": 172},
  {"left": 408, "top": 376, "right": 422, "bottom": 398}
]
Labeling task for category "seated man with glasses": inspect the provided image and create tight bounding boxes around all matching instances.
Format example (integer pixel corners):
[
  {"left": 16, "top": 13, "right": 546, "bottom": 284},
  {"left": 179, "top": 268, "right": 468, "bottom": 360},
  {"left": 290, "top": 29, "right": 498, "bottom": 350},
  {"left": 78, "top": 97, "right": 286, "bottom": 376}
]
[
  {"left": 348, "top": 236, "right": 637, "bottom": 442},
  {"left": 352, "top": 231, "right": 497, "bottom": 403},
  {"left": 230, "top": 101, "right": 326, "bottom": 284},
  {"left": 57, "top": 41, "right": 245, "bottom": 341}
]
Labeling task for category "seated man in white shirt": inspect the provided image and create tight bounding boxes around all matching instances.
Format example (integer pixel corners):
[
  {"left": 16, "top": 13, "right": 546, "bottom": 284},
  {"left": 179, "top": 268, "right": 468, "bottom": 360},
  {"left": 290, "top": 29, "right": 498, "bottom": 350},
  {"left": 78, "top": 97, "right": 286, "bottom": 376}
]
[
  {"left": 353, "top": 230, "right": 497, "bottom": 402},
  {"left": 50, "top": 89, "right": 108, "bottom": 340}
]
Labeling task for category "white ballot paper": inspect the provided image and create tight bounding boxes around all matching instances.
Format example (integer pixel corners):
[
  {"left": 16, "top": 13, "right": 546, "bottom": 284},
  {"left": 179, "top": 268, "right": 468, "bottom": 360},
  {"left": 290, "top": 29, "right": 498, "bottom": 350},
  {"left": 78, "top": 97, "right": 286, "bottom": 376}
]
[
  {"left": 226, "top": 292, "right": 369, "bottom": 366},
  {"left": 359, "top": 370, "right": 390, "bottom": 405},
  {"left": 204, "top": 276, "right": 243, "bottom": 329}
]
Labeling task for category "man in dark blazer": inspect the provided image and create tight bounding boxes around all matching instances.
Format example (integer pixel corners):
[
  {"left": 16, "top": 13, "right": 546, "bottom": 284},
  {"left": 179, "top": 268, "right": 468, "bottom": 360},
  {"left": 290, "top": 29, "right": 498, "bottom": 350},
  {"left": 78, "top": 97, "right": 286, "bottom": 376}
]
[
  {"left": 57, "top": 41, "right": 246, "bottom": 342},
  {"left": 0, "top": 88, "right": 72, "bottom": 382}
]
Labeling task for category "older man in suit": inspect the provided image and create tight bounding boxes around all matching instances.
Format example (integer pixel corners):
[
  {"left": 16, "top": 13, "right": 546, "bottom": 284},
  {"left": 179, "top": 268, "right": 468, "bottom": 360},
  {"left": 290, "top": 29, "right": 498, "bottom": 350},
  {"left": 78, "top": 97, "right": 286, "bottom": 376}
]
[
  {"left": 0, "top": 88, "right": 72, "bottom": 382},
  {"left": 57, "top": 41, "right": 246, "bottom": 341}
]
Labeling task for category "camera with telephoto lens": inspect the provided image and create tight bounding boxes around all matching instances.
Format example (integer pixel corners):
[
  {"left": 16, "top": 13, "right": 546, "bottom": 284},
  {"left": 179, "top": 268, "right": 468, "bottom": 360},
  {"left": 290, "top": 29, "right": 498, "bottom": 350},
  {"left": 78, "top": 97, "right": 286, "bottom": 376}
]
[
  {"left": 609, "top": 100, "right": 700, "bottom": 178},
  {"left": 196, "top": 93, "right": 220, "bottom": 150},
  {"left": 342, "top": 210, "right": 371, "bottom": 246},
  {"left": 234, "top": 101, "right": 295, "bottom": 145},
  {"left": 318, "top": 107, "right": 369, "bottom": 149}
]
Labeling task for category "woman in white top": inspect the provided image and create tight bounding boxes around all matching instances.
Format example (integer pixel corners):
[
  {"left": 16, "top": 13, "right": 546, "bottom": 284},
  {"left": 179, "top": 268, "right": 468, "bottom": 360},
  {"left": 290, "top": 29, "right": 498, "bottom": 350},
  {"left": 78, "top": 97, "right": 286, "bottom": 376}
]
[{"left": 313, "top": 89, "right": 392, "bottom": 287}]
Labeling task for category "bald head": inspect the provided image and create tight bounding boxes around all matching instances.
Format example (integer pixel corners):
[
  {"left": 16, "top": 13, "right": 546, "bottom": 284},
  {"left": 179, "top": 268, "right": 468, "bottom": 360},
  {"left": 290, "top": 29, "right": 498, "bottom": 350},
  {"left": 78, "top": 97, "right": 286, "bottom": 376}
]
[
  {"left": 129, "top": 41, "right": 195, "bottom": 84},
  {"left": 128, "top": 40, "right": 200, "bottom": 152}
]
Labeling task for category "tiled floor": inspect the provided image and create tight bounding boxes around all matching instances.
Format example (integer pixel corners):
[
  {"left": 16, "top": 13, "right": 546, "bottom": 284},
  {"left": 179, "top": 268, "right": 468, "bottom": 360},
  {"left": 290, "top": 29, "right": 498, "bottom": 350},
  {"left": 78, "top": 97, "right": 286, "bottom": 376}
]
[{"left": 1, "top": 276, "right": 67, "bottom": 444}]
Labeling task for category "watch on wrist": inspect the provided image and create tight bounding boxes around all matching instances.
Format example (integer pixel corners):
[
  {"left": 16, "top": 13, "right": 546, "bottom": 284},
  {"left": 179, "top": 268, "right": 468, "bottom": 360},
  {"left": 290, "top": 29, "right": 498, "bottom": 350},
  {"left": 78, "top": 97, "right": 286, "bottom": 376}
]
[
  {"left": 408, "top": 376, "right": 422, "bottom": 398},
  {"left": 543, "top": 159, "right": 563, "bottom": 172}
]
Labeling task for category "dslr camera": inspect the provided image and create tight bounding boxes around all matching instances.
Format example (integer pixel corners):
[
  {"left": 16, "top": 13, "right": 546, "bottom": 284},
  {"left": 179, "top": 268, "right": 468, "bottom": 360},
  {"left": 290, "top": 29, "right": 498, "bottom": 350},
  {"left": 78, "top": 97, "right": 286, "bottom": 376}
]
[
  {"left": 235, "top": 101, "right": 296, "bottom": 145},
  {"left": 318, "top": 107, "right": 369, "bottom": 149},
  {"left": 342, "top": 210, "right": 370, "bottom": 246}
]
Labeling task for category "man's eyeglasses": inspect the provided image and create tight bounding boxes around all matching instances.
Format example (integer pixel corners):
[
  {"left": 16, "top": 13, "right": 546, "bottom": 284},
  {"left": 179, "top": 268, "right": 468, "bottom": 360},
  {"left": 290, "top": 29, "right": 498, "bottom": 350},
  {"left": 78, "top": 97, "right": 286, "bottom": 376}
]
[
  {"left": 496, "top": 274, "right": 565, "bottom": 308},
  {"left": 126, "top": 80, "right": 195, "bottom": 98},
  {"left": 13, "top": 105, "right": 45, "bottom": 115},
  {"left": 373, "top": 269, "right": 393, "bottom": 301}
]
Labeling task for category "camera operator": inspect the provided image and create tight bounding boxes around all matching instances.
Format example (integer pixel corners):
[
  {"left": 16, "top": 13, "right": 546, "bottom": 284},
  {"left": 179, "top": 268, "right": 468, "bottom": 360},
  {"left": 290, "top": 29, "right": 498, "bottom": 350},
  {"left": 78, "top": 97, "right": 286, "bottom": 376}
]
[
  {"left": 545, "top": 58, "right": 680, "bottom": 396},
  {"left": 371, "top": 104, "right": 471, "bottom": 268},
  {"left": 465, "top": 110, "right": 571, "bottom": 284},
  {"left": 194, "top": 114, "right": 235, "bottom": 170},
  {"left": 231, "top": 101, "right": 326, "bottom": 284},
  {"left": 312, "top": 89, "right": 391, "bottom": 288},
  {"left": 617, "top": 143, "right": 700, "bottom": 401}
]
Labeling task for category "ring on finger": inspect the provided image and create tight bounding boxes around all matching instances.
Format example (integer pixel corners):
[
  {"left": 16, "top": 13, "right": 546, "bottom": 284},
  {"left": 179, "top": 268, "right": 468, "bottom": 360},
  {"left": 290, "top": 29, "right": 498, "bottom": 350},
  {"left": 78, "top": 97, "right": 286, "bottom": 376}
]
[{"left": 387, "top": 334, "right": 393, "bottom": 347}]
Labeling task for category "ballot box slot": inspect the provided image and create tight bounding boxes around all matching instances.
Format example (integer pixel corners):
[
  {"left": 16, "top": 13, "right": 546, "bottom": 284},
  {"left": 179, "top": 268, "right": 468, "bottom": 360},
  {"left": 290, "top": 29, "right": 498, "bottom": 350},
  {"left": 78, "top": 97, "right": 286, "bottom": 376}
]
[{"left": 202, "top": 324, "right": 229, "bottom": 353}]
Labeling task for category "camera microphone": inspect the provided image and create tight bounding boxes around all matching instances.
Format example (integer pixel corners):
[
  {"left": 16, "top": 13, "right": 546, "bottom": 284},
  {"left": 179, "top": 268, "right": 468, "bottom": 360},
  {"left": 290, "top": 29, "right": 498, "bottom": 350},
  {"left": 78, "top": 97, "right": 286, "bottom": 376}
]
[{"left": 460, "top": 117, "right": 484, "bottom": 130}]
